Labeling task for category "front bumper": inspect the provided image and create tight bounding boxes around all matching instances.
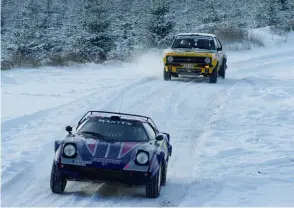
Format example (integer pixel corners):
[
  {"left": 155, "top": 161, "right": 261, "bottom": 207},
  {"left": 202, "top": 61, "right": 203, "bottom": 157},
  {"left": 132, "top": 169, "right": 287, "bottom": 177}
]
[
  {"left": 164, "top": 63, "right": 214, "bottom": 74},
  {"left": 60, "top": 164, "right": 152, "bottom": 185}
]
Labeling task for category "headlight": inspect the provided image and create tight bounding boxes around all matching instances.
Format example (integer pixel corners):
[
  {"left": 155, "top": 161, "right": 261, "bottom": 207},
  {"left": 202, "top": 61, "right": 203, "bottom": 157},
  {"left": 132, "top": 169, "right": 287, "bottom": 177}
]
[
  {"left": 212, "top": 53, "right": 218, "bottom": 61},
  {"left": 205, "top": 57, "right": 211, "bottom": 64},
  {"left": 136, "top": 152, "right": 149, "bottom": 164},
  {"left": 63, "top": 144, "right": 76, "bottom": 157},
  {"left": 167, "top": 56, "right": 173, "bottom": 63}
]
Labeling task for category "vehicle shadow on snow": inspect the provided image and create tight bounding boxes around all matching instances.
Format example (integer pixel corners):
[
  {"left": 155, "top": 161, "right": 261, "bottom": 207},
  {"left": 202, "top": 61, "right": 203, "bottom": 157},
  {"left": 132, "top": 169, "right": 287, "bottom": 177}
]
[
  {"left": 170, "top": 75, "right": 235, "bottom": 85},
  {"left": 61, "top": 179, "right": 201, "bottom": 206},
  {"left": 171, "top": 75, "right": 207, "bottom": 83}
]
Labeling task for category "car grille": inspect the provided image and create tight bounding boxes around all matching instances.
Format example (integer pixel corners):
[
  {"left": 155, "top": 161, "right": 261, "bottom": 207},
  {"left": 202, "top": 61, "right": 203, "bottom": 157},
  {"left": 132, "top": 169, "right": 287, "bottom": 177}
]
[
  {"left": 172, "top": 56, "right": 208, "bottom": 64},
  {"left": 62, "top": 164, "right": 148, "bottom": 184},
  {"left": 63, "top": 164, "right": 123, "bottom": 179}
]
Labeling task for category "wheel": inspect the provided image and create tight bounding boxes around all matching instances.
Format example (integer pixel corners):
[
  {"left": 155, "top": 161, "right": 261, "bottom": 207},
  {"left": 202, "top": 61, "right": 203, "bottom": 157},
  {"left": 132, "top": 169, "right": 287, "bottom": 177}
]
[
  {"left": 209, "top": 67, "right": 218, "bottom": 83},
  {"left": 50, "top": 161, "right": 67, "bottom": 193},
  {"left": 171, "top": 73, "right": 179, "bottom": 77},
  {"left": 163, "top": 68, "right": 171, "bottom": 81},
  {"left": 219, "top": 60, "right": 226, "bottom": 79},
  {"left": 145, "top": 162, "right": 162, "bottom": 198},
  {"left": 161, "top": 159, "right": 168, "bottom": 186}
]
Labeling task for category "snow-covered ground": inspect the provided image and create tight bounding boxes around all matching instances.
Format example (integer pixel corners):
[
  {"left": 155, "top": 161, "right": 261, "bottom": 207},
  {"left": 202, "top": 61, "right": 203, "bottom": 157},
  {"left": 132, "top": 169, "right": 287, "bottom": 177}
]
[{"left": 1, "top": 31, "right": 294, "bottom": 207}]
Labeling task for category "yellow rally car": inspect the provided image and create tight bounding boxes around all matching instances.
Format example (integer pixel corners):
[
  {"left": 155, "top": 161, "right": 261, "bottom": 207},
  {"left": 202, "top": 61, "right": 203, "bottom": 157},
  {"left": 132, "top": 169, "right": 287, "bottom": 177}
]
[{"left": 162, "top": 33, "right": 227, "bottom": 83}]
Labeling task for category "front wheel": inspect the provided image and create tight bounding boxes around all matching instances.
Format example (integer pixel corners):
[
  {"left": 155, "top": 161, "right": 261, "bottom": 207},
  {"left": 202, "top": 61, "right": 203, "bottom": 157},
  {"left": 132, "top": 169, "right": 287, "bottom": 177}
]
[
  {"left": 145, "top": 163, "right": 162, "bottom": 198},
  {"left": 161, "top": 159, "right": 168, "bottom": 186},
  {"left": 219, "top": 60, "right": 226, "bottom": 79},
  {"left": 171, "top": 73, "right": 179, "bottom": 77},
  {"left": 209, "top": 67, "right": 218, "bottom": 83},
  {"left": 50, "top": 161, "right": 67, "bottom": 194},
  {"left": 163, "top": 68, "right": 171, "bottom": 81}
]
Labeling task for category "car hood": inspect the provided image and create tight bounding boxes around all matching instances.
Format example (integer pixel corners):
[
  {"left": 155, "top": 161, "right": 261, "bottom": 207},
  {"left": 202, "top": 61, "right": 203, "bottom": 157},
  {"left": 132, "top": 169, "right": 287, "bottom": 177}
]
[
  {"left": 61, "top": 134, "right": 154, "bottom": 169},
  {"left": 164, "top": 48, "right": 215, "bottom": 55}
]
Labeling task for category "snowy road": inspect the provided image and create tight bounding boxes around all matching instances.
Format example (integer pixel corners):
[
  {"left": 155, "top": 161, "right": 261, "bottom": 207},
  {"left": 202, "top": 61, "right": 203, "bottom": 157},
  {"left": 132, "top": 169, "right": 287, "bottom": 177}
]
[{"left": 2, "top": 43, "right": 294, "bottom": 206}]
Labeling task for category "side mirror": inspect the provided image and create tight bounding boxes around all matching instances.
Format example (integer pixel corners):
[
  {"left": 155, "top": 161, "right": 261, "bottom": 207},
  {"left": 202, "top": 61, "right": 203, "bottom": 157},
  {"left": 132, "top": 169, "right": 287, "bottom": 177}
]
[
  {"left": 155, "top": 133, "right": 164, "bottom": 141},
  {"left": 162, "top": 132, "right": 170, "bottom": 141},
  {"left": 65, "top": 125, "right": 72, "bottom": 134}
]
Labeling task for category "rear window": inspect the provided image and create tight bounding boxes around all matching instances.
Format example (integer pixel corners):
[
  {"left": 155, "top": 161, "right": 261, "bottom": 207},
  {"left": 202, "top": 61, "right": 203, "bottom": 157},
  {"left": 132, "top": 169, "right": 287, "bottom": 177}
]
[{"left": 77, "top": 117, "right": 149, "bottom": 142}]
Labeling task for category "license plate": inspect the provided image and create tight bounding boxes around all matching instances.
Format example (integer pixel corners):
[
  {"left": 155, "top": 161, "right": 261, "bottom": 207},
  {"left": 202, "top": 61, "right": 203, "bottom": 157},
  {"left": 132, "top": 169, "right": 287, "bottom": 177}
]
[
  {"left": 182, "top": 64, "right": 194, "bottom": 68},
  {"left": 177, "top": 68, "right": 200, "bottom": 73}
]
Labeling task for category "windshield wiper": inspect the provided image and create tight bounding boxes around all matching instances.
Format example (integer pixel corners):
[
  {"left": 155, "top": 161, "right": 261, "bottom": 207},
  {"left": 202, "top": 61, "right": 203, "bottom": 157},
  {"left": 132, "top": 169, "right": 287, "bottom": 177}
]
[
  {"left": 80, "top": 131, "right": 108, "bottom": 139},
  {"left": 79, "top": 131, "right": 118, "bottom": 143}
]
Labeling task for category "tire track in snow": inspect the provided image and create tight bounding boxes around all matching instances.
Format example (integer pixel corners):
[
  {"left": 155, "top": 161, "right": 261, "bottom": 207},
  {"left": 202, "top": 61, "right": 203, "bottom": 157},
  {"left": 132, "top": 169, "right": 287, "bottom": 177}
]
[
  {"left": 228, "top": 49, "right": 294, "bottom": 74},
  {"left": 159, "top": 79, "right": 237, "bottom": 207},
  {"left": 177, "top": 77, "right": 262, "bottom": 206},
  {"left": 229, "top": 49, "right": 294, "bottom": 66}
]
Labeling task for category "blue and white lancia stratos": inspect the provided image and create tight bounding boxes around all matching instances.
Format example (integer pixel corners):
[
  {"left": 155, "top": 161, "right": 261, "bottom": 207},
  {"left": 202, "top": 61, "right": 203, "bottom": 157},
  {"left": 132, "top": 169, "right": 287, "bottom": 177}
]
[{"left": 50, "top": 111, "right": 172, "bottom": 198}]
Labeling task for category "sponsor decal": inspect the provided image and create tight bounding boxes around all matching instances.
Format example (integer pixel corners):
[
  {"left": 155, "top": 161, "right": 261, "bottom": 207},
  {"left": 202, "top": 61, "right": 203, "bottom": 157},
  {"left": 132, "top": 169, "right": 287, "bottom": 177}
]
[
  {"left": 104, "top": 143, "right": 110, "bottom": 158},
  {"left": 97, "top": 119, "right": 132, "bottom": 126},
  {"left": 177, "top": 35, "right": 213, "bottom": 40},
  {"left": 85, "top": 138, "right": 99, "bottom": 156},
  {"left": 194, "top": 36, "right": 213, "bottom": 40},
  {"left": 118, "top": 142, "right": 138, "bottom": 159},
  {"left": 74, "top": 159, "right": 92, "bottom": 164},
  {"left": 92, "top": 158, "right": 121, "bottom": 165},
  {"left": 83, "top": 140, "right": 138, "bottom": 162}
]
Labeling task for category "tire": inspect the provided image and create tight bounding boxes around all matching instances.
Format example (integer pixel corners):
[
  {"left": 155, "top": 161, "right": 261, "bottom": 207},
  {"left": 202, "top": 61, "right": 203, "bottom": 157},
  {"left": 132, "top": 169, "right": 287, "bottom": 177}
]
[
  {"left": 163, "top": 68, "right": 171, "bottom": 81},
  {"left": 145, "top": 162, "right": 162, "bottom": 198},
  {"left": 50, "top": 161, "right": 67, "bottom": 194},
  {"left": 172, "top": 73, "right": 179, "bottom": 78},
  {"left": 209, "top": 67, "right": 218, "bottom": 83},
  {"left": 161, "top": 159, "right": 168, "bottom": 186},
  {"left": 219, "top": 60, "right": 226, "bottom": 79}
]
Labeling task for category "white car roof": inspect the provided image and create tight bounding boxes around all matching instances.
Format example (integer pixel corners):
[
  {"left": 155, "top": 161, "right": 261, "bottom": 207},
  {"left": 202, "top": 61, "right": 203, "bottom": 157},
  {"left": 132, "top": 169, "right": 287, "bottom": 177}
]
[{"left": 176, "top": 32, "right": 216, "bottom": 37}]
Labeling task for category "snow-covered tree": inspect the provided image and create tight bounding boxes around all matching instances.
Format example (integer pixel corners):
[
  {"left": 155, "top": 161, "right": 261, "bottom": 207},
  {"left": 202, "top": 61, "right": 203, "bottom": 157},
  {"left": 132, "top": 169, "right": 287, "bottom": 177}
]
[
  {"left": 146, "top": 0, "right": 175, "bottom": 48},
  {"left": 75, "top": 0, "right": 114, "bottom": 63},
  {"left": 1, "top": 0, "right": 294, "bottom": 69}
]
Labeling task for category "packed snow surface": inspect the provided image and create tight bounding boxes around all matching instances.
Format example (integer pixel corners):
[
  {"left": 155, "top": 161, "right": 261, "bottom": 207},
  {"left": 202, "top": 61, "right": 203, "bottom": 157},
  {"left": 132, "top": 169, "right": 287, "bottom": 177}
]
[{"left": 2, "top": 34, "right": 294, "bottom": 206}]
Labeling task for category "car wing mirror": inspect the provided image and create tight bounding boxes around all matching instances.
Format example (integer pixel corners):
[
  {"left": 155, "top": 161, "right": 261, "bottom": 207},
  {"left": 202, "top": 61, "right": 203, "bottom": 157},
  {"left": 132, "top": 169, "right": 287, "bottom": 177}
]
[
  {"left": 65, "top": 125, "right": 72, "bottom": 134},
  {"left": 155, "top": 133, "right": 165, "bottom": 141},
  {"left": 161, "top": 132, "right": 170, "bottom": 142}
]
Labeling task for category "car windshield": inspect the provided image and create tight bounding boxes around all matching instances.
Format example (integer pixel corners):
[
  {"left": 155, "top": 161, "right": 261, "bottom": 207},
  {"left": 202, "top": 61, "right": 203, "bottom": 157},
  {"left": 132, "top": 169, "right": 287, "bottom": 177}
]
[
  {"left": 77, "top": 117, "right": 149, "bottom": 142},
  {"left": 172, "top": 35, "right": 215, "bottom": 50}
]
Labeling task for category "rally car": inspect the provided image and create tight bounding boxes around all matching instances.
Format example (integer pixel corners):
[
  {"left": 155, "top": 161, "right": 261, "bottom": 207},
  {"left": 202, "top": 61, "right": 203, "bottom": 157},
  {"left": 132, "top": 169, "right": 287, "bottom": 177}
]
[
  {"left": 162, "top": 32, "right": 227, "bottom": 83},
  {"left": 50, "top": 110, "right": 172, "bottom": 198}
]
